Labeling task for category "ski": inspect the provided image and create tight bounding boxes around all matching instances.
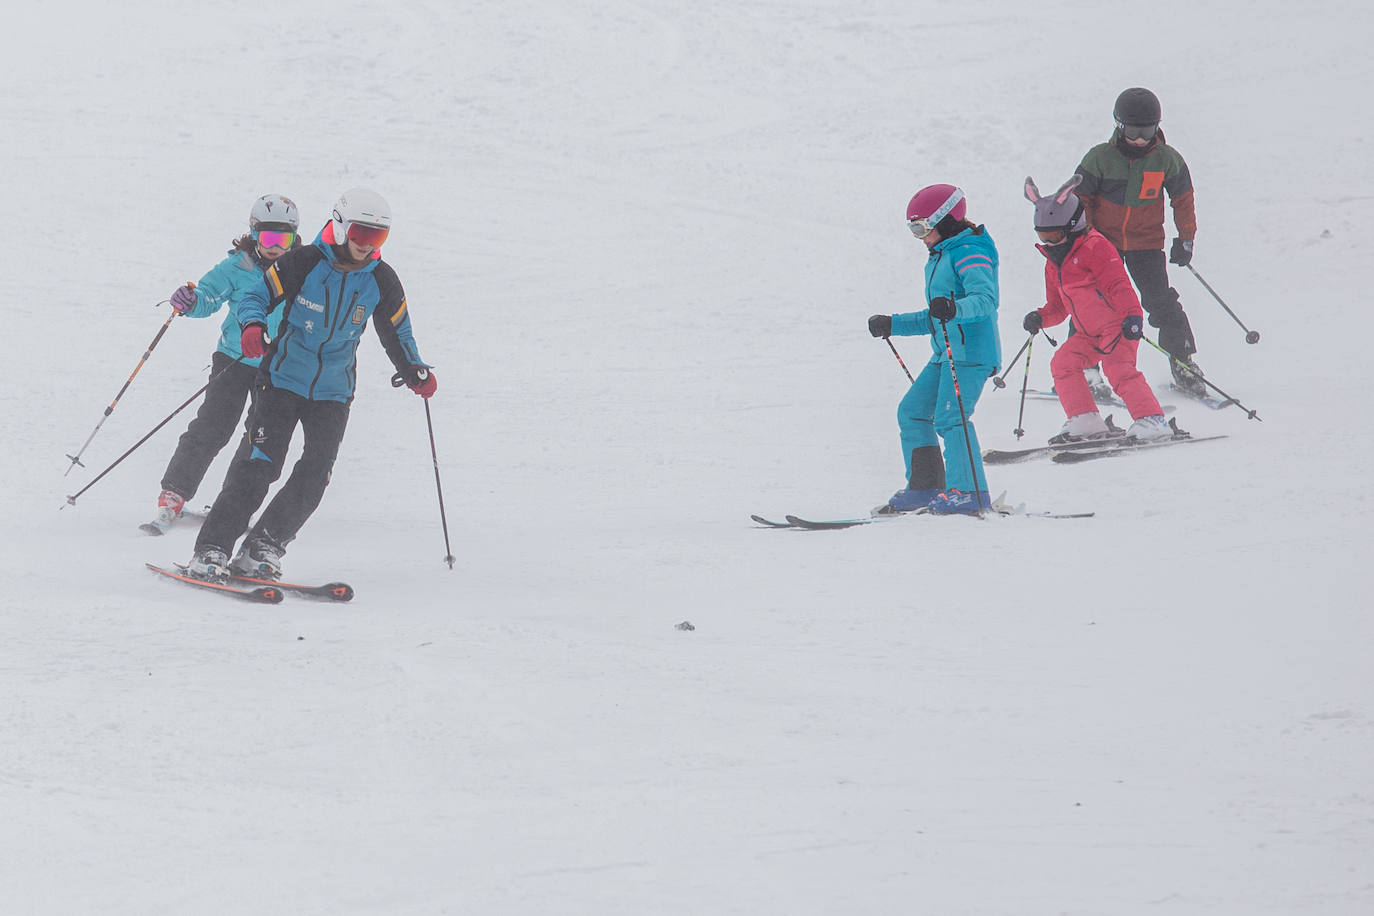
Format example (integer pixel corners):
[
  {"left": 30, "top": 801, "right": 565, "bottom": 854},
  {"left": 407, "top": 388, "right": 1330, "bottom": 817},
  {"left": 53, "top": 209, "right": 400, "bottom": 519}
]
[
  {"left": 1168, "top": 382, "right": 1234, "bottom": 411},
  {"left": 1023, "top": 388, "right": 1175, "bottom": 413},
  {"left": 168, "top": 563, "right": 355, "bottom": 602},
  {"left": 783, "top": 508, "right": 927, "bottom": 530},
  {"left": 1051, "top": 431, "right": 1228, "bottom": 463},
  {"left": 983, "top": 415, "right": 1128, "bottom": 465},
  {"left": 227, "top": 572, "right": 354, "bottom": 602},
  {"left": 755, "top": 493, "right": 1093, "bottom": 530},
  {"left": 138, "top": 506, "right": 210, "bottom": 536},
  {"left": 146, "top": 563, "right": 284, "bottom": 604}
]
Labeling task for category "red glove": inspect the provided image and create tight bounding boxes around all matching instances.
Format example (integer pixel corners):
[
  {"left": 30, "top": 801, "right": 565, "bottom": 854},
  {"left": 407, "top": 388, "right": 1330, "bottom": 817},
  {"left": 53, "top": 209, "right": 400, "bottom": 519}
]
[
  {"left": 407, "top": 368, "right": 437, "bottom": 398},
  {"left": 240, "top": 324, "right": 268, "bottom": 359}
]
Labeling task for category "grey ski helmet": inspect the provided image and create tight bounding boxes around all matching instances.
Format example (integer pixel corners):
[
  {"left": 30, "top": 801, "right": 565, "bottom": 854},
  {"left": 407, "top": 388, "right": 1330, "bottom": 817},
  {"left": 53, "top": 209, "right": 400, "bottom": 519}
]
[
  {"left": 249, "top": 194, "right": 300, "bottom": 232},
  {"left": 1024, "top": 175, "right": 1087, "bottom": 234},
  {"left": 1113, "top": 87, "right": 1161, "bottom": 126}
]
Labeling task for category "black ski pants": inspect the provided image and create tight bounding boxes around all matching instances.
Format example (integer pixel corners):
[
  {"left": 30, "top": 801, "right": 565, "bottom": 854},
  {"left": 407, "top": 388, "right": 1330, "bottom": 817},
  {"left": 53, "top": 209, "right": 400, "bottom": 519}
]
[
  {"left": 196, "top": 382, "right": 350, "bottom": 556},
  {"left": 160, "top": 351, "right": 256, "bottom": 501},
  {"left": 1122, "top": 249, "right": 1197, "bottom": 360}
]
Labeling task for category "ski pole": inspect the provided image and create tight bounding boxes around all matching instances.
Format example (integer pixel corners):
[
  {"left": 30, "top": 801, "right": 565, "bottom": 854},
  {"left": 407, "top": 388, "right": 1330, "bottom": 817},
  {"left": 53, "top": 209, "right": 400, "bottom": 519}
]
[
  {"left": 64, "top": 377, "right": 211, "bottom": 508},
  {"left": 1014, "top": 333, "right": 1034, "bottom": 440},
  {"left": 1186, "top": 264, "right": 1260, "bottom": 344},
  {"left": 990, "top": 327, "right": 1056, "bottom": 389},
  {"left": 65, "top": 303, "right": 182, "bottom": 476},
  {"left": 393, "top": 370, "right": 456, "bottom": 568},
  {"left": 937, "top": 313, "right": 987, "bottom": 512},
  {"left": 883, "top": 337, "right": 915, "bottom": 383},
  {"left": 991, "top": 334, "right": 1032, "bottom": 389},
  {"left": 1143, "top": 334, "right": 1262, "bottom": 421},
  {"left": 423, "top": 399, "right": 456, "bottom": 570}
]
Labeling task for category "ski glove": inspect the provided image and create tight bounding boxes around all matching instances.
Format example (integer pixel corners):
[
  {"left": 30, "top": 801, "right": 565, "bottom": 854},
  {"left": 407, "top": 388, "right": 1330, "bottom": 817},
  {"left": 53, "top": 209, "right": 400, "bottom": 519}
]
[
  {"left": 402, "top": 366, "right": 438, "bottom": 399},
  {"left": 928, "top": 296, "right": 956, "bottom": 322},
  {"left": 240, "top": 323, "right": 268, "bottom": 359},
  {"left": 1022, "top": 311, "right": 1043, "bottom": 333},
  {"left": 867, "top": 314, "right": 892, "bottom": 338},
  {"left": 1169, "top": 238, "right": 1194, "bottom": 267},
  {"left": 1121, "top": 315, "right": 1144, "bottom": 340},
  {"left": 169, "top": 283, "right": 197, "bottom": 314}
]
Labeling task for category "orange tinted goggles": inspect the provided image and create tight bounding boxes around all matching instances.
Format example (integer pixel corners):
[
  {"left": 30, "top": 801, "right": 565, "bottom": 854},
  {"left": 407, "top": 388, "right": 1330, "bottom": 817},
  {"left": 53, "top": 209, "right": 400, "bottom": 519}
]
[{"left": 344, "top": 222, "right": 389, "bottom": 248}]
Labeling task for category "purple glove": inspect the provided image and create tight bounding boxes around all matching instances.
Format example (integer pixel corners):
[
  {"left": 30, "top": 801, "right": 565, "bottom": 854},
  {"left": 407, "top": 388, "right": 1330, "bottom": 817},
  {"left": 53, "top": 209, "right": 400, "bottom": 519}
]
[{"left": 170, "top": 283, "right": 197, "bottom": 314}]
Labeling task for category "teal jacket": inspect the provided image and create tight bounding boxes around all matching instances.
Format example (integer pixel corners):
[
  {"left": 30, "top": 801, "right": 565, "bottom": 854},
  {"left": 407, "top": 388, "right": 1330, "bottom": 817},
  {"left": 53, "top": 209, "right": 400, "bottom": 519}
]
[
  {"left": 184, "top": 246, "right": 284, "bottom": 366},
  {"left": 890, "top": 225, "right": 1001, "bottom": 372},
  {"left": 237, "top": 228, "right": 427, "bottom": 403}
]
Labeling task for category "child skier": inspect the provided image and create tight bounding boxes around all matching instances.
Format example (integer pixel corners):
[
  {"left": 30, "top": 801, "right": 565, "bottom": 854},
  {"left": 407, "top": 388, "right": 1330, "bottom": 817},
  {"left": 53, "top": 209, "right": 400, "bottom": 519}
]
[
  {"left": 147, "top": 194, "right": 300, "bottom": 533},
  {"left": 1020, "top": 176, "right": 1169, "bottom": 443},
  {"left": 867, "top": 183, "right": 999, "bottom": 514}
]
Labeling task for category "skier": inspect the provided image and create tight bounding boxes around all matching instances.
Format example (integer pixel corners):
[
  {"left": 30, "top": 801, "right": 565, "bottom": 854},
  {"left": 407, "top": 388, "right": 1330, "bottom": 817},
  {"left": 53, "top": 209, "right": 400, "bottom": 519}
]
[
  {"left": 867, "top": 184, "right": 999, "bottom": 515},
  {"left": 187, "top": 188, "right": 437, "bottom": 580},
  {"left": 148, "top": 194, "right": 301, "bottom": 533},
  {"left": 1021, "top": 175, "right": 1170, "bottom": 443},
  {"left": 1074, "top": 87, "right": 1206, "bottom": 397}
]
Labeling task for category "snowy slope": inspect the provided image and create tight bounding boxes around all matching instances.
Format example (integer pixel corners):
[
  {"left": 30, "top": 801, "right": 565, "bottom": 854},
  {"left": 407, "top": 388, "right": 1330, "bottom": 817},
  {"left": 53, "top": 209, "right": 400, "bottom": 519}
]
[{"left": 3, "top": 1, "right": 1373, "bottom": 913}]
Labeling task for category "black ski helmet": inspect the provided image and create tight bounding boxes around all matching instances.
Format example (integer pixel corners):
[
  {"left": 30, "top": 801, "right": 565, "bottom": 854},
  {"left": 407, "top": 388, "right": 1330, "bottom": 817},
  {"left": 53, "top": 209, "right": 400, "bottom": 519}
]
[{"left": 1114, "top": 87, "right": 1161, "bottom": 126}]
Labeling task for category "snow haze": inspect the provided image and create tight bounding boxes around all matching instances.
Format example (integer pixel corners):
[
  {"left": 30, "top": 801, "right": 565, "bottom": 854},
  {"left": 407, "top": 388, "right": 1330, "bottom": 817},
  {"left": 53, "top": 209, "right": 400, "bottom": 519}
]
[{"left": 3, "top": 2, "right": 1372, "bottom": 913}]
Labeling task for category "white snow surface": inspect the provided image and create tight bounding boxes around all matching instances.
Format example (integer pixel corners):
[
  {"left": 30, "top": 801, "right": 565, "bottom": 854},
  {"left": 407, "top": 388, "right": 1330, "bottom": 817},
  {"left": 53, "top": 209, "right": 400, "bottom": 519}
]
[{"left": 4, "top": 2, "right": 1373, "bottom": 913}]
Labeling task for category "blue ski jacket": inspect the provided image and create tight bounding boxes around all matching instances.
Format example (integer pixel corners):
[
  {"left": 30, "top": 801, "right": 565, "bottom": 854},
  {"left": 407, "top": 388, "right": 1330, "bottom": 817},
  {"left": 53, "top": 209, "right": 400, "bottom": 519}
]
[
  {"left": 237, "top": 228, "right": 429, "bottom": 403},
  {"left": 184, "top": 247, "right": 284, "bottom": 366},
  {"left": 890, "top": 225, "right": 1001, "bottom": 372}
]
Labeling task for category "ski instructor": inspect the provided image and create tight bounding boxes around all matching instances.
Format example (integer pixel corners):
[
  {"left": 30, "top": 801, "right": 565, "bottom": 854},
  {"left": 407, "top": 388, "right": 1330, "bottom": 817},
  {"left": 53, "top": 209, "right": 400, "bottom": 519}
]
[
  {"left": 867, "top": 183, "right": 1000, "bottom": 515},
  {"left": 188, "top": 188, "right": 437, "bottom": 581}
]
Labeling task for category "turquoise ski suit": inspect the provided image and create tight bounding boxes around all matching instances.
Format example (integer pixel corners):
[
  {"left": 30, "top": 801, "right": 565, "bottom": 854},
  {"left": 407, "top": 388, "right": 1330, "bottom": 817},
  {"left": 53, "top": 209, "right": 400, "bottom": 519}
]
[{"left": 888, "top": 225, "right": 1000, "bottom": 493}]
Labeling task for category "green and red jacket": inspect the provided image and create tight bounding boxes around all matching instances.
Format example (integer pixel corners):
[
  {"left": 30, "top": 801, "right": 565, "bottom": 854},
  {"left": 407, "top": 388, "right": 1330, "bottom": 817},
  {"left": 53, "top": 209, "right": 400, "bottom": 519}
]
[{"left": 1074, "top": 129, "right": 1196, "bottom": 252}]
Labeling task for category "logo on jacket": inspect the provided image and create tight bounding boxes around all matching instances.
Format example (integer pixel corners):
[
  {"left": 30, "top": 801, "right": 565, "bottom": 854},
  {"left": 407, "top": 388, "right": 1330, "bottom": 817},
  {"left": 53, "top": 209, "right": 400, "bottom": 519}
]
[
  {"left": 299, "top": 296, "right": 325, "bottom": 313},
  {"left": 351, "top": 304, "right": 366, "bottom": 325}
]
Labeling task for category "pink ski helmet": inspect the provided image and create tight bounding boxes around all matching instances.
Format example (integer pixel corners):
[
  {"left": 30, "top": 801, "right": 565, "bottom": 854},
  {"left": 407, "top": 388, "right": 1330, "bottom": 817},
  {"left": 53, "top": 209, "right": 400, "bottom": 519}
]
[{"left": 906, "top": 184, "right": 967, "bottom": 238}]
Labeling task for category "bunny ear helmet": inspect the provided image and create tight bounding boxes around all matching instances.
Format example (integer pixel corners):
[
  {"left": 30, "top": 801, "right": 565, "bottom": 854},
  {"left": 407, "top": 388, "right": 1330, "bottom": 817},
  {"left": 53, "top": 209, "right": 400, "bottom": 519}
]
[
  {"left": 1053, "top": 173, "right": 1083, "bottom": 204},
  {"left": 1029, "top": 174, "right": 1087, "bottom": 233}
]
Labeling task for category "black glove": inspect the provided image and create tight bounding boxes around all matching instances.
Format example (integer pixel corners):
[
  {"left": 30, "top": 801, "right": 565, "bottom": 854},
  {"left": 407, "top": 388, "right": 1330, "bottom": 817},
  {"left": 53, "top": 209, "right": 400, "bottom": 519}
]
[
  {"left": 1121, "top": 314, "right": 1143, "bottom": 340},
  {"left": 1169, "top": 238, "right": 1194, "bottom": 267},
  {"left": 868, "top": 314, "right": 892, "bottom": 338},
  {"left": 1023, "top": 311, "right": 1043, "bottom": 333},
  {"left": 928, "top": 297, "right": 956, "bottom": 322}
]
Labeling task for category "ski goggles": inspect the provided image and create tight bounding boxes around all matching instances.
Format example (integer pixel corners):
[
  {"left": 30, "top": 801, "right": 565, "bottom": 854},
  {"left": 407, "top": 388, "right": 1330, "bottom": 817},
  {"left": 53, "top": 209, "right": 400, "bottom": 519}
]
[
  {"left": 341, "top": 221, "right": 390, "bottom": 249},
  {"left": 907, "top": 216, "right": 938, "bottom": 238},
  {"left": 255, "top": 229, "right": 296, "bottom": 249},
  {"left": 1116, "top": 121, "right": 1158, "bottom": 141}
]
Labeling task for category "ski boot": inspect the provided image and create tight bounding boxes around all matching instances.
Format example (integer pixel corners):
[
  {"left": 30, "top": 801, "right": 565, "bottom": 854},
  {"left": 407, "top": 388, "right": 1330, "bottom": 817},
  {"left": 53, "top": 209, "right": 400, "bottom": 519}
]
[
  {"left": 1047, "top": 412, "right": 1111, "bottom": 445},
  {"left": 927, "top": 488, "right": 992, "bottom": 515},
  {"left": 230, "top": 535, "right": 284, "bottom": 580},
  {"left": 1126, "top": 414, "right": 1171, "bottom": 441},
  {"left": 187, "top": 546, "right": 231, "bottom": 581}
]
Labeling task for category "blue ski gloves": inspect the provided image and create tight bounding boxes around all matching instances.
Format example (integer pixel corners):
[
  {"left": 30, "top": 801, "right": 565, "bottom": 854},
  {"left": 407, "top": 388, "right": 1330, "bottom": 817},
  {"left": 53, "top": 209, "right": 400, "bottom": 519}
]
[
  {"left": 928, "top": 296, "right": 956, "bottom": 322},
  {"left": 1169, "top": 238, "right": 1194, "bottom": 267},
  {"left": 1121, "top": 314, "right": 1144, "bottom": 340},
  {"left": 868, "top": 314, "right": 892, "bottom": 338},
  {"left": 170, "top": 283, "right": 197, "bottom": 314},
  {"left": 1023, "top": 311, "right": 1043, "bottom": 334}
]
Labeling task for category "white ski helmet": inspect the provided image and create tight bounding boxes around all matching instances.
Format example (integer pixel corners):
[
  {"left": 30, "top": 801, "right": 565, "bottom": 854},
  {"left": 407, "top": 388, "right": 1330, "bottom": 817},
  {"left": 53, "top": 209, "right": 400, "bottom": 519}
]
[
  {"left": 330, "top": 187, "right": 392, "bottom": 248},
  {"left": 249, "top": 194, "right": 300, "bottom": 232}
]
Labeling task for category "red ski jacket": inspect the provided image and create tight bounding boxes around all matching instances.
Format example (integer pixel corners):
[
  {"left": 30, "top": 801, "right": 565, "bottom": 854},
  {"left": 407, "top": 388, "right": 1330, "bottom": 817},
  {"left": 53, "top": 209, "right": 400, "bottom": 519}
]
[{"left": 1033, "top": 230, "right": 1143, "bottom": 342}]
